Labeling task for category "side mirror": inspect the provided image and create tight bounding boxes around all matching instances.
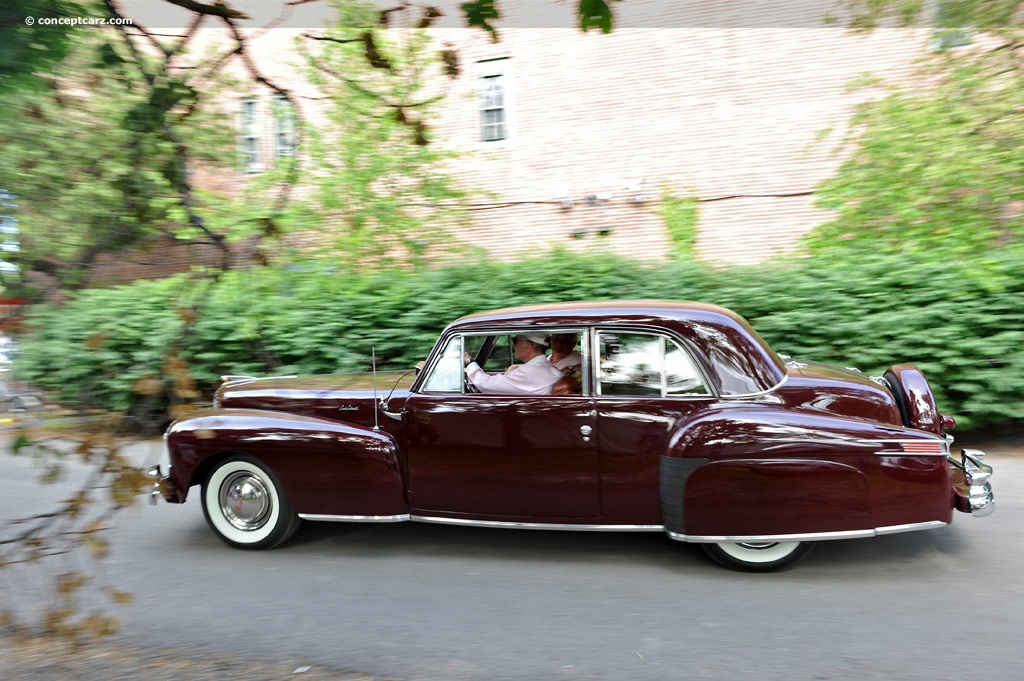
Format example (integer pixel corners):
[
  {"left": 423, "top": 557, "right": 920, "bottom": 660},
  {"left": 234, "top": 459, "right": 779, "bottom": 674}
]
[{"left": 414, "top": 360, "right": 425, "bottom": 376}]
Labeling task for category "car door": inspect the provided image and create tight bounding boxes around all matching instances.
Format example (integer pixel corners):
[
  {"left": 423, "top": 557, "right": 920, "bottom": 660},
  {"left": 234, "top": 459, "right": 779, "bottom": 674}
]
[
  {"left": 591, "top": 329, "right": 715, "bottom": 525},
  {"left": 403, "top": 331, "right": 600, "bottom": 520}
]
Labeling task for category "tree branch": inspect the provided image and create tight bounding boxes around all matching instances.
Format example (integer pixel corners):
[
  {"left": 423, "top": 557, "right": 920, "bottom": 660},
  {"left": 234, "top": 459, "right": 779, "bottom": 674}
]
[{"left": 163, "top": 0, "right": 249, "bottom": 20}]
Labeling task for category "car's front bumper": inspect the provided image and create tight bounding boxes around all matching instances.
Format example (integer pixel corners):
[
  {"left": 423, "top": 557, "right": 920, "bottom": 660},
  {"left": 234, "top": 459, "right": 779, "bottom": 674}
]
[
  {"left": 146, "top": 463, "right": 181, "bottom": 505},
  {"left": 949, "top": 448, "right": 995, "bottom": 517}
]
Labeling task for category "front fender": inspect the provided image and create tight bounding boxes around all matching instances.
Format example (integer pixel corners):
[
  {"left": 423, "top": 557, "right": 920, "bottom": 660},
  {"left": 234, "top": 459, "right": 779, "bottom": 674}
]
[{"left": 166, "top": 409, "right": 405, "bottom": 517}]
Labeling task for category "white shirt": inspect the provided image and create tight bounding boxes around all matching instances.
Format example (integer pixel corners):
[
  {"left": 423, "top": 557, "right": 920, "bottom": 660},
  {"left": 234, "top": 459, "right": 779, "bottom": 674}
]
[
  {"left": 550, "top": 351, "right": 582, "bottom": 372},
  {"left": 465, "top": 355, "right": 564, "bottom": 395}
]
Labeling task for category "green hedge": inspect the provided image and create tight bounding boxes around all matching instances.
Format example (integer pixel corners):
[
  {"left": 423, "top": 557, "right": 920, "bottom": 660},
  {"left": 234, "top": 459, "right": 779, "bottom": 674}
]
[{"left": 16, "top": 248, "right": 1024, "bottom": 430}]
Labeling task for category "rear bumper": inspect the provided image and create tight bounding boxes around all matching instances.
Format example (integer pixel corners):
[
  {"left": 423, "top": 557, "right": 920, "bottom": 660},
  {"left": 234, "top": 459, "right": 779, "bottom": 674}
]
[{"left": 949, "top": 448, "right": 995, "bottom": 517}]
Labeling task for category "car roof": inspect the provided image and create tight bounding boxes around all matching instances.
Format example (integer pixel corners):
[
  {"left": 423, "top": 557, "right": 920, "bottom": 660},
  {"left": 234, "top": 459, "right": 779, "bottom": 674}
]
[
  {"left": 447, "top": 300, "right": 785, "bottom": 395},
  {"left": 454, "top": 300, "right": 745, "bottom": 326}
]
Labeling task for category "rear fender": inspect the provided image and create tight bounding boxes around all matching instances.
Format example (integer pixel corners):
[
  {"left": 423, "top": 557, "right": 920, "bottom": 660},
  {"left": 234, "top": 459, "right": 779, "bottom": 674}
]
[
  {"left": 660, "top": 406, "right": 947, "bottom": 537},
  {"left": 166, "top": 409, "right": 405, "bottom": 517},
  {"left": 884, "top": 364, "right": 941, "bottom": 435}
]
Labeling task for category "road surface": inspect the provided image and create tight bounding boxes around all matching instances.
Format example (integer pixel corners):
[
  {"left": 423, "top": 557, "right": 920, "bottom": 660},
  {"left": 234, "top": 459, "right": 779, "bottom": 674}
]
[{"left": 2, "top": 434, "right": 1020, "bottom": 680}]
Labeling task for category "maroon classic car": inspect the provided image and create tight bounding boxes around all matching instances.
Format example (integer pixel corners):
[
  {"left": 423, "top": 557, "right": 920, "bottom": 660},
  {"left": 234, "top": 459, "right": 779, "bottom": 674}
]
[{"left": 151, "top": 301, "right": 994, "bottom": 571}]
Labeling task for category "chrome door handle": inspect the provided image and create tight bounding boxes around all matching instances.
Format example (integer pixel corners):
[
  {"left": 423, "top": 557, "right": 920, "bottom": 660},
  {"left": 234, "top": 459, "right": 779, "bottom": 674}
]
[{"left": 580, "top": 425, "right": 593, "bottom": 442}]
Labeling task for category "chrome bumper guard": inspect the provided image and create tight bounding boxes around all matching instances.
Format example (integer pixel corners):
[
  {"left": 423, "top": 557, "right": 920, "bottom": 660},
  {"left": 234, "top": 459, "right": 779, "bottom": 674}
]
[
  {"left": 146, "top": 464, "right": 175, "bottom": 505},
  {"left": 948, "top": 448, "right": 995, "bottom": 517}
]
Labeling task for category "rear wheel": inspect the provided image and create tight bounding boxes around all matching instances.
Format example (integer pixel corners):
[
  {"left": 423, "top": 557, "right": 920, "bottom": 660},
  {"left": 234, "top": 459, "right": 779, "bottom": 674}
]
[
  {"left": 202, "top": 456, "right": 301, "bottom": 549},
  {"left": 702, "top": 541, "right": 813, "bottom": 572}
]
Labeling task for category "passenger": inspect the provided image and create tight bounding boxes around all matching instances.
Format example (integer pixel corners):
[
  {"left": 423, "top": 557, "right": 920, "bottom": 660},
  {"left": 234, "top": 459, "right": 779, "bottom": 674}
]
[
  {"left": 464, "top": 333, "right": 563, "bottom": 394},
  {"left": 549, "top": 333, "right": 582, "bottom": 372}
]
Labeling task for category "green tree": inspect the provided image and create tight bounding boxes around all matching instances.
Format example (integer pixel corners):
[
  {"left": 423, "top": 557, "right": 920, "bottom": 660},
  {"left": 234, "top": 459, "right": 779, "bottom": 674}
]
[
  {"left": 811, "top": 1, "right": 1024, "bottom": 258},
  {"left": 0, "top": 0, "right": 92, "bottom": 94},
  {"left": 1, "top": 0, "right": 627, "bottom": 298},
  {"left": 0, "top": 35, "right": 239, "bottom": 293},
  {"left": 0, "top": 0, "right": 302, "bottom": 299},
  {"left": 297, "top": 0, "right": 472, "bottom": 266}
]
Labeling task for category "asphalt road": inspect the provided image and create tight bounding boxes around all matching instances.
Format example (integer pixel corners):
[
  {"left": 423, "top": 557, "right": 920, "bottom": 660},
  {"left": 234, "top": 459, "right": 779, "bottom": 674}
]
[{"left": 2, "top": 434, "right": 1021, "bottom": 681}]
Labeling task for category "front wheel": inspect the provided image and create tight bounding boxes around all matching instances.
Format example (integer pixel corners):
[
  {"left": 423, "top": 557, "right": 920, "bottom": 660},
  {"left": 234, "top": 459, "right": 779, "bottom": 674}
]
[
  {"left": 702, "top": 541, "right": 814, "bottom": 572},
  {"left": 202, "top": 456, "right": 301, "bottom": 550}
]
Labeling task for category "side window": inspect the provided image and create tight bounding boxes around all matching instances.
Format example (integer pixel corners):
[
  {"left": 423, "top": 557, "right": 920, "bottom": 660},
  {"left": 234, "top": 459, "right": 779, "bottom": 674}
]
[
  {"left": 665, "top": 339, "right": 709, "bottom": 396},
  {"left": 598, "top": 332, "right": 708, "bottom": 397},
  {"left": 480, "top": 334, "right": 514, "bottom": 372},
  {"left": 599, "top": 333, "right": 662, "bottom": 396},
  {"left": 421, "top": 336, "right": 464, "bottom": 393}
]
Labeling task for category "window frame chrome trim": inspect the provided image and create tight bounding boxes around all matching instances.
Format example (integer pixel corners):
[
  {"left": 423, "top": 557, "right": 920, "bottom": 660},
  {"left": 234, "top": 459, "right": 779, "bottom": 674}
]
[
  {"left": 417, "top": 327, "right": 593, "bottom": 396},
  {"left": 593, "top": 326, "right": 715, "bottom": 399}
]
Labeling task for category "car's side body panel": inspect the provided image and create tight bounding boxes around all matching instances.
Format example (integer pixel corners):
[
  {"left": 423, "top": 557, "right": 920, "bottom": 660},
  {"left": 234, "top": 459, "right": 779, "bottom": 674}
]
[{"left": 685, "top": 458, "right": 873, "bottom": 536}]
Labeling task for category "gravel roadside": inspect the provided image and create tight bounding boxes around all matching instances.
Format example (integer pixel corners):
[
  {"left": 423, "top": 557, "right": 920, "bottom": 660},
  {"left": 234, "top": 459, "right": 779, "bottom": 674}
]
[{"left": 0, "top": 635, "right": 397, "bottom": 681}]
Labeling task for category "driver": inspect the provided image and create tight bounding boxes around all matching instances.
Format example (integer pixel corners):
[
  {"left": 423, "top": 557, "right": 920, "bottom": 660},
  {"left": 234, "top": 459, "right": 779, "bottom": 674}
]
[{"left": 464, "top": 333, "right": 563, "bottom": 395}]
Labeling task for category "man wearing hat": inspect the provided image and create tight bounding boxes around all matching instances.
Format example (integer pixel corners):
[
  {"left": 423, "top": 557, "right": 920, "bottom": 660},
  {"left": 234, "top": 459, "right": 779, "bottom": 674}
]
[{"left": 464, "top": 333, "right": 564, "bottom": 394}]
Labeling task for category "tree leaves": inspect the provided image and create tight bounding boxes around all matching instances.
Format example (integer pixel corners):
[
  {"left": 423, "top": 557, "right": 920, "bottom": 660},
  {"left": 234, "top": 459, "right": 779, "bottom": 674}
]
[
  {"left": 579, "top": 0, "right": 620, "bottom": 33},
  {"left": 0, "top": 0, "right": 93, "bottom": 95},
  {"left": 461, "top": 0, "right": 500, "bottom": 41},
  {"left": 813, "top": 2, "right": 1024, "bottom": 260}
]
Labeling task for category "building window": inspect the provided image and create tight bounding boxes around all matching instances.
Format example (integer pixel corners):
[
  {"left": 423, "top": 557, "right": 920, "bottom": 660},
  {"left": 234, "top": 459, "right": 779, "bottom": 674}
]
[
  {"left": 933, "top": 2, "right": 973, "bottom": 50},
  {"left": 272, "top": 94, "right": 296, "bottom": 161},
  {"left": 0, "top": 190, "right": 18, "bottom": 276},
  {"left": 477, "top": 59, "right": 511, "bottom": 143},
  {"left": 239, "top": 97, "right": 262, "bottom": 173}
]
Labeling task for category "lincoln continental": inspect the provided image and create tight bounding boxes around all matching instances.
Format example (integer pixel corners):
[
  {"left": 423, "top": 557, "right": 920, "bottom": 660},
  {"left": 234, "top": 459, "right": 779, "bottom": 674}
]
[{"left": 150, "top": 301, "right": 995, "bottom": 571}]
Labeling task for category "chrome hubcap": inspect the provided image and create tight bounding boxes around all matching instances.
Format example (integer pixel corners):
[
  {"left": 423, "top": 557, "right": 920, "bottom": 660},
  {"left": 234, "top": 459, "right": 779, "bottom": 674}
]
[
  {"left": 219, "top": 472, "right": 272, "bottom": 531},
  {"left": 736, "top": 542, "right": 779, "bottom": 551}
]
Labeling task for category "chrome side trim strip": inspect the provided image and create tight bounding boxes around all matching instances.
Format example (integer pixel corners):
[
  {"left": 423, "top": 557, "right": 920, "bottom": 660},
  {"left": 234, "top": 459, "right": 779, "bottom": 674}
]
[
  {"left": 665, "top": 520, "right": 948, "bottom": 544},
  {"left": 297, "top": 516, "right": 950, "bottom": 538},
  {"left": 410, "top": 515, "right": 665, "bottom": 532},
  {"left": 875, "top": 520, "right": 947, "bottom": 535},
  {"left": 298, "top": 513, "right": 410, "bottom": 522}
]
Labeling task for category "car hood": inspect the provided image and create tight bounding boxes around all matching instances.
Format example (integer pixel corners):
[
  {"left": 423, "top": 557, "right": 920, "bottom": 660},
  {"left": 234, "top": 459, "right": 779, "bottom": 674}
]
[{"left": 215, "top": 371, "right": 416, "bottom": 427}]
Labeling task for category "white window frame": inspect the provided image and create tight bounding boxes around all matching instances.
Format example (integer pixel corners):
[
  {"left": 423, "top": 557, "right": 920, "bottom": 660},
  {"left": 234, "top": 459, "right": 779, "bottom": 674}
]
[
  {"left": 272, "top": 94, "right": 297, "bottom": 161},
  {"left": 475, "top": 58, "right": 513, "bottom": 144},
  {"left": 239, "top": 97, "right": 263, "bottom": 173}
]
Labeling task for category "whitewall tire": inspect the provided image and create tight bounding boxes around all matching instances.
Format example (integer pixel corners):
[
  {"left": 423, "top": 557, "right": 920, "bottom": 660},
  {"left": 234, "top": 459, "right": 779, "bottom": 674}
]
[
  {"left": 201, "top": 456, "right": 301, "bottom": 549},
  {"left": 702, "top": 541, "right": 813, "bottom": 572}
]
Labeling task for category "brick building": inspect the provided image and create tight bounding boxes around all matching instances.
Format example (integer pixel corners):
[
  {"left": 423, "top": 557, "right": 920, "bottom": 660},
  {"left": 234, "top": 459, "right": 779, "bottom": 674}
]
[
  {"left": 425, "top": 20, "right": 927, "bottom": 264},
  {"left": 104, "top": 0, "right": 932, "bottom": 283}
]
